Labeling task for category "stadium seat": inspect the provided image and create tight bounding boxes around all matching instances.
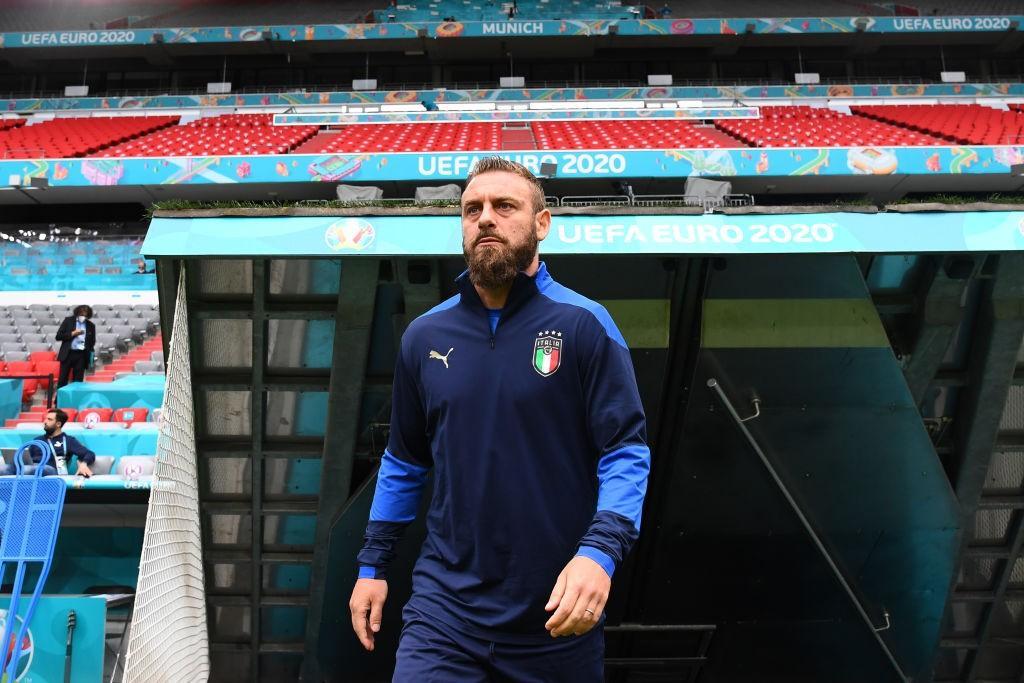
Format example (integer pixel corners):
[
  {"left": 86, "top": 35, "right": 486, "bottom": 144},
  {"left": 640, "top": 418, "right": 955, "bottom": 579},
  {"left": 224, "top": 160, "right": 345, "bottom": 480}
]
[
  {"left": 715, "top": 106, "right": 944, "bottom": 148},
  {"left": 0, "top": 115, "right": 179, "bottom": 159},
  {"left": 116, "top": 455, "right": 155, "bottom": 477},
  {"left": 101, "top": 113, "right": 318, "bottom": 158},
  {"left": 853, "top": 104, "right": 1024, "bottom": 146},
  {"left": 88, "top": 455, "right": 115, "bottom": 475},
  {"left": 77, "top": 408, "right": 113, "bottom": 426},
  {"left": 1, "top": 360, "right": 33, "bottom": 377},
  {"left": 112, "top": 407, "right": 149, "bottom": 425},
  {"left": 32, "top": 360, "right": 61, "bottom": 389},
  {"left": 28, "top": 350, "right": 56, "bottom": 364}
]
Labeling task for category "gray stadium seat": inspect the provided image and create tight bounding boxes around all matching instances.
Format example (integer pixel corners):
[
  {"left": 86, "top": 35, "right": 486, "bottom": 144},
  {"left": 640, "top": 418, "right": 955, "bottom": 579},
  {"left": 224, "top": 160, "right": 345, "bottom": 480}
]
[
  {"left": 151, "top": 351, "right": 164, "bottom": 364},
  {"left": 1, "top": 341, "right": 25, "bottom": 353},
  {"left": 25, "top": 342, "right": 52, "bottom": 353},
  {"left": 112, "top": 325, "right": 141, "bottom": 344},
  {"left": 0, "top": 333, "right": 20, "bottom": 344},
  {"left": 134, "top": 360, "right": 161, "bottom": 373},
  {"left": 3, "top": 351, "right": 29, "bottom": 362},
  {"left": 90, "top": 455, "right": 115, "bottom": 475}
]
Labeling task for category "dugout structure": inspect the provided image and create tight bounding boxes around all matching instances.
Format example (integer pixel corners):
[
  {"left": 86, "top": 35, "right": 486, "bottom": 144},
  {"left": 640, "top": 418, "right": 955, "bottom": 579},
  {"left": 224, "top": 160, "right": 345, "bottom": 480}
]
[{"left": 138, "top": 203, "right": 1024, "bottom": 683}]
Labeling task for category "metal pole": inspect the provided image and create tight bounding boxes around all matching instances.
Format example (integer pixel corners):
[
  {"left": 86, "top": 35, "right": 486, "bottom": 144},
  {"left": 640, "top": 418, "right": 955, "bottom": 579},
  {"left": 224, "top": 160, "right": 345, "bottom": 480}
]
[{"left": 706, "top": 377, "right": 910, "bottom": 683}]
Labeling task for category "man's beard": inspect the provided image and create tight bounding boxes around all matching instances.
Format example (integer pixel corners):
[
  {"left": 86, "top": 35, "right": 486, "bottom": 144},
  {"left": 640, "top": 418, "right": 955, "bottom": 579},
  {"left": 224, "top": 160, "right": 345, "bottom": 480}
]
[
  {"left": 43, "top": 424, "right": 55, "bottom": 435},
  {"left": 464, "top": 226, "right": 538, "bottom": 290}
]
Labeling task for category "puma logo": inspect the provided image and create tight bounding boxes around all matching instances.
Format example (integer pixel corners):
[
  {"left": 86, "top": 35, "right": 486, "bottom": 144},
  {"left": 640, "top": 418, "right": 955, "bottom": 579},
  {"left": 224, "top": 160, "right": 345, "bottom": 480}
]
[{"left": 429, "top": 347, "right": 454, "bottom": 369}]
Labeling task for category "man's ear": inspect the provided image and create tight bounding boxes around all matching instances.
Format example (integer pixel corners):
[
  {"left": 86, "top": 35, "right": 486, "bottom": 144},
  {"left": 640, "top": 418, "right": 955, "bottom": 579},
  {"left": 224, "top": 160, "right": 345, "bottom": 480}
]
[{"left": 535, "top": 208, "right": 551, "bottom": 242}]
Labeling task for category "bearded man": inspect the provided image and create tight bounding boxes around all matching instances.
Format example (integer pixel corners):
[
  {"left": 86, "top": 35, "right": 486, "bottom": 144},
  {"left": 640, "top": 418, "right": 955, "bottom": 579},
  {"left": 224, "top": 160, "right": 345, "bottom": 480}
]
[{"left": 349, "top": 157, "right": 651, "bottom": 682}]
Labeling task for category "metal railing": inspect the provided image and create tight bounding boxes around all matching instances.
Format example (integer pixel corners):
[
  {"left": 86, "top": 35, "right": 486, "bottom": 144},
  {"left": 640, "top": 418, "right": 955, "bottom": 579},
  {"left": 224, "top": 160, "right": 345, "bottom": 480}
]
[
  {"left": 561, "top": 193, "right": 755, "bottom": 210},
  {"left": 288, "top": 193, "right": 756, "bottom": 211},
  {"left": 4, "top": 373, "right": 56, "bottom": 410}
]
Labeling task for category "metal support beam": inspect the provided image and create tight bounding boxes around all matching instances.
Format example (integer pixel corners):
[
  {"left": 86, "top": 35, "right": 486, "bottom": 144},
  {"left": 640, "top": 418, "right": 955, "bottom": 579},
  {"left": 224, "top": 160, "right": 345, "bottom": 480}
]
[
  {"left": 300, "top": 259, "right": 379, "bottom": 683},
  {"left": 951, "top": 254, "right": 1024, "bottom": 515},
  {"left": 904, "top": 257, "right": 976, "bottom": 408},
  {"left": 932, "top": 254, "right": 1024, "bottom": 683},
  {"left": 154, "top": 258, "right": 181, "bottom": 362},
  {"left": 250, "top": 260, "right": 266, "bottom": 682}
]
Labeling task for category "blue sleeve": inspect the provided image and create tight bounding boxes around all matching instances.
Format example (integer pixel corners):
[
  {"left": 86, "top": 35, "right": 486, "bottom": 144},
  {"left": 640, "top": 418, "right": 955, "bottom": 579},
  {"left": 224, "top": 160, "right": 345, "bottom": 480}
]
[
  {"left": 356, "top": 338, "right": 431, "bottom": 580},
  {"left": 575, "top": 315, "right": 651, "bottom": 578},
  {"left": 68, "top": 436, "right": 95, "bottom": 465}
]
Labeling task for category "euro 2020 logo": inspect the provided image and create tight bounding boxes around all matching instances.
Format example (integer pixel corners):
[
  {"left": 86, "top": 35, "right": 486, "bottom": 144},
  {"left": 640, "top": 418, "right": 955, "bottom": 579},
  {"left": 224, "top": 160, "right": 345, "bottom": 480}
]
[
  {"left": 0, "top": 609, "right": 33, "bottom": 681},
  {"left": 325, "top": 218, "right": 376, "bottom": 252}
]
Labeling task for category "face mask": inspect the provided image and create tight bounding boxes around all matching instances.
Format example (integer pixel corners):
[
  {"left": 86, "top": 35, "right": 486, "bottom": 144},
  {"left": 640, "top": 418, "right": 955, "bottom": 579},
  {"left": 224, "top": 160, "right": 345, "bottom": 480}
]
[
  {"left": 43, "top": 424, "right": 56, "bottom": 435},
  {"left": 77, "top": 315, "right": 86, "bottom": 323}
]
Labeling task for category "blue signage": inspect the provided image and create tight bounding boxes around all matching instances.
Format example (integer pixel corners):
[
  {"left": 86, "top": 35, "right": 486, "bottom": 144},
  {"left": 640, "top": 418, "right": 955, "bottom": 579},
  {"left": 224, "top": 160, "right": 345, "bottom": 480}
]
[
  {"left": 143, "top": 212, "right": 1024, "bottom": 258},
  {"left": 4, "top": 145, "right": 1023, "bottom": 189},
  {"left": 0, "top": 15, "right": 1020, "bottom": 50}
]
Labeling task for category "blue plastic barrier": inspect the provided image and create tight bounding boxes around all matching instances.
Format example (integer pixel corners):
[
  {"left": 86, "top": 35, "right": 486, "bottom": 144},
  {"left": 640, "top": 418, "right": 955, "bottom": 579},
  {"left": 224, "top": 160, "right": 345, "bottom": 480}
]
[{"left": 0, "top": 438, "right": 65, "bottom": 680}]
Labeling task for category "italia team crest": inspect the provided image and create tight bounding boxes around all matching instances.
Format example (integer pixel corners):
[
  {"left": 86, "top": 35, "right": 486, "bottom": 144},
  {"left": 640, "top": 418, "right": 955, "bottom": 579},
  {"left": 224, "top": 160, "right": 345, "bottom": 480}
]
[{"left": 533, "top": 331, "right": 563, "bottom": 377}]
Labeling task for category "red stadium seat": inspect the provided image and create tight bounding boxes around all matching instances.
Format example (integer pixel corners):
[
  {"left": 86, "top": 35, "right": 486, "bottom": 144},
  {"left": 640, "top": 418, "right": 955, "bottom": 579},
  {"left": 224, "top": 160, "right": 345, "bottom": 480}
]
[
  {"left": 32, "top": 360, "right": 61, "bottom": 389},
  {"left": 29, "top": 350, "right": 56, "bottom": 364},
  {"left": 58, "top": 408, "right": 78, "bottom": 422},
  {"left": 112, "top": 407, "right": 149, "bottom": 425},
  {"left": 1, "top": 361, "right": 33, "bottom": 376},
  {"left": 0, "top": 116, "right": 179, "bottom": 159},
  {"left": 852, "top": 104, "right": 1024, "bottom": 146}
]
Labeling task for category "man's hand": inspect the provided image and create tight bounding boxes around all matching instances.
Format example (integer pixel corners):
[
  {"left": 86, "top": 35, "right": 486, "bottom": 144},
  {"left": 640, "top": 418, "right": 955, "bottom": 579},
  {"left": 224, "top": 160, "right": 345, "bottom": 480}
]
[
  {"left": 76, "top": 462, "right": 92, "bottom": 477},
  {"left": 71, "top": 329, "right": 84, "bottom": 337},
  {"left": 544, "top": 555, "right": 610, "bottom": 637},
  {"left": 349, "top": 578, "right": 388, "bottom": 651}
]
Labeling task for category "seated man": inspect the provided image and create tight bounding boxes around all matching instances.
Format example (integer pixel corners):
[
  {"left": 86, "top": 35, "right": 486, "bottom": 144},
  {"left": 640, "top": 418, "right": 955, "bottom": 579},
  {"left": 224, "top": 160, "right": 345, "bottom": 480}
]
[{"left": 4, "top": 409, "right": 95, "bottom": 477}]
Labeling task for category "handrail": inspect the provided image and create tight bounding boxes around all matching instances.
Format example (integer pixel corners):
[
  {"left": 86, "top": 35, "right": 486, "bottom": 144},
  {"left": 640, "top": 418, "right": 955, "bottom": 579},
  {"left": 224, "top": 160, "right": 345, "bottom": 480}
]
[{"left": 706, "top": 377, "right": 909, "bottom": 682}]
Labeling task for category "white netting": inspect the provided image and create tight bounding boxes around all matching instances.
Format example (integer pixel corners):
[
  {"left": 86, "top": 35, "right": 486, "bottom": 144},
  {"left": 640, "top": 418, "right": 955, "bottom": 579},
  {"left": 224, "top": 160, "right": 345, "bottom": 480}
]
[{"left": 124, "top": 270, "right": 210, "bottom": 682}]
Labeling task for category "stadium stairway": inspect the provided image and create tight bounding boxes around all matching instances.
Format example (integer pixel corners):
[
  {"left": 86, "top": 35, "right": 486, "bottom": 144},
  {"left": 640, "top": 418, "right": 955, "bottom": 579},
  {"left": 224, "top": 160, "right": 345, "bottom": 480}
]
[
  {"left": 500, "top": 123, "right": 537, "bottom": 150},
  {"left": 87, "top": 336, "right": 164, "bottom": 383},
  {"left": 291, "top": 130, "right": 342, "bottom": 155}
]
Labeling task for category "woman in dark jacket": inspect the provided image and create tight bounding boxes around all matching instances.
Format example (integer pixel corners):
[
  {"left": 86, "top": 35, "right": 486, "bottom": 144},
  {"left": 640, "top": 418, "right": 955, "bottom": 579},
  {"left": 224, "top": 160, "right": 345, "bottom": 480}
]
[{"left": 55, "top": 304, "right": 96, "bottom": 387}]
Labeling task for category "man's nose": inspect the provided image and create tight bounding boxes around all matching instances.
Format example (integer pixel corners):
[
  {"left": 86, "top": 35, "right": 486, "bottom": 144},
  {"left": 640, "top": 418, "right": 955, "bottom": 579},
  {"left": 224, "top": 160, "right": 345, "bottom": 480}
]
[{"left": 477, "top": 202, "right": 497, "bottom": 227}]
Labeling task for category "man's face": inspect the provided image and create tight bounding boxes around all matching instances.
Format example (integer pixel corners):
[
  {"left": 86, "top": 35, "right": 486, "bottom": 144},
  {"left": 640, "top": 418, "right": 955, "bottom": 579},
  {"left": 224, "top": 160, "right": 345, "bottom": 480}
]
[
  {"left": 43, "top": 412, "right": 59, "bottom": 434},
  {"left": 461, "top": 171, "right": 550, "bottom": 289}
]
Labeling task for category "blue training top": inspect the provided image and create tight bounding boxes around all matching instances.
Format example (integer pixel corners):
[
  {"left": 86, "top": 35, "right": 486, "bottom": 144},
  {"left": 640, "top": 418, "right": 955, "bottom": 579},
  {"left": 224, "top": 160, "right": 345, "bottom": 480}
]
[{"left": 357, "top": 262, "right": 651, "bottom": 643}]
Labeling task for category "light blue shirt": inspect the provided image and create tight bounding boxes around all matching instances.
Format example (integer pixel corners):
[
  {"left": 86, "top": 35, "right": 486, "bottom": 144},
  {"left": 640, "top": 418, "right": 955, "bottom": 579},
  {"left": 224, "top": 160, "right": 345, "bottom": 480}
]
[
  {"left": 486, "top": 308, "right": 502, "bottom": 335},
  {"left": 71, "top": 319, "right": 86, "bottom": 351}
]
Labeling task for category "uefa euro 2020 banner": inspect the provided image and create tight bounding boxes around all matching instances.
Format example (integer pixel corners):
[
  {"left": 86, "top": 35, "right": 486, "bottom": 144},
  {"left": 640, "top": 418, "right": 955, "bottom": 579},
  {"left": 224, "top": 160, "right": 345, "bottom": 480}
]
[
  {"left": 6, "top": 145, "right": 1024, "bottom": 190},
  {"left": 143, "top": 212, "right": 1024, "bottom": 258},
  {"left": 2, "top": 16, "right": 1022, "bottom": 49}
]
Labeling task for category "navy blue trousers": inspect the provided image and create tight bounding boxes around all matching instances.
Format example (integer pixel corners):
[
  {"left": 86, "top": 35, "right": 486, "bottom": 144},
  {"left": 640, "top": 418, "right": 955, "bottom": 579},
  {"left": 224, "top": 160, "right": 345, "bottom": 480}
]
[{"left": 392, "top": 614, "right": 604, "bottom": 682}]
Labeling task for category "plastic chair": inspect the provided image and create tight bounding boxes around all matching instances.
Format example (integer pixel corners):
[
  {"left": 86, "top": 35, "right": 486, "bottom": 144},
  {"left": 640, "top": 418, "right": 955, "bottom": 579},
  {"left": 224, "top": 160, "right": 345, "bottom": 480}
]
[
  {"left": 0, "top": 438, "right": 65, "bottom": 682},
  {"left": 112, "top": 407, "right": 148, "bottom": 425},
  {"left": 77, "top": 408, "right": 113, "bottom": 426}
]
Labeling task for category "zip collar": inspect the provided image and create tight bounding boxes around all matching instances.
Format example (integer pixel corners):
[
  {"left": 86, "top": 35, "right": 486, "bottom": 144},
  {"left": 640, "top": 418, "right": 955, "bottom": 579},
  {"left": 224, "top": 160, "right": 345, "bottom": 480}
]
[{"left": 455, "top": 261, "right": 553, "bottom": 318}]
